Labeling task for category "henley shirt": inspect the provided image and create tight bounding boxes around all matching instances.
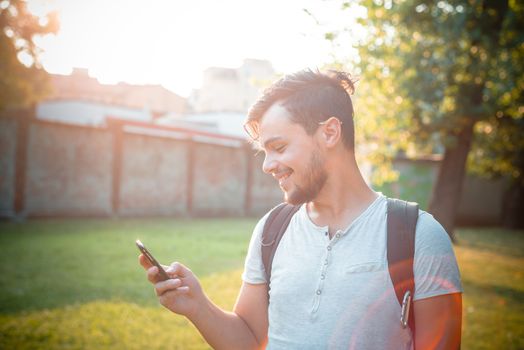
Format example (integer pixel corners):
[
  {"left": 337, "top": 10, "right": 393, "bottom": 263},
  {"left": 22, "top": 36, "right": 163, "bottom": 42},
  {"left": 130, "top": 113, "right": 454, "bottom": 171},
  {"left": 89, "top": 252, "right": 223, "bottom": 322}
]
[{"left": 242, "top": 194, "right": 462, "bottom": 350}]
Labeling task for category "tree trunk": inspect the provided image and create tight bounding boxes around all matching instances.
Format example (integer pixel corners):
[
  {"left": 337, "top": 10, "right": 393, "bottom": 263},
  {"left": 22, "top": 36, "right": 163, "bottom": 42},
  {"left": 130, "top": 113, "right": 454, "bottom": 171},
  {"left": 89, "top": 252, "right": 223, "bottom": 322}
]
[{"left": 428, "top": 120, "right": 476, "bottom": 241}]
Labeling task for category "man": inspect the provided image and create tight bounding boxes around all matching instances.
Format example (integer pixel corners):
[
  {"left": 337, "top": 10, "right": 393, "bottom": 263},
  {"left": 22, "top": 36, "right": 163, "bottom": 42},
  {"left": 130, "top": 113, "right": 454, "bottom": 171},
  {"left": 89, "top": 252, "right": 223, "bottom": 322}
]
[{"left": 139, "top": 69, "right": 463, "bottom": 349}]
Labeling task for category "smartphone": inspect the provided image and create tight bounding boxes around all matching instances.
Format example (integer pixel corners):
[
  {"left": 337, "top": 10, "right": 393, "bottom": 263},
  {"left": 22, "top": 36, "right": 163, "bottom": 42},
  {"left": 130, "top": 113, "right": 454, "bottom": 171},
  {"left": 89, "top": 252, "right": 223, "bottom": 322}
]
[{"left": 136, "top": 239, "right": 170, "bottom": 281}]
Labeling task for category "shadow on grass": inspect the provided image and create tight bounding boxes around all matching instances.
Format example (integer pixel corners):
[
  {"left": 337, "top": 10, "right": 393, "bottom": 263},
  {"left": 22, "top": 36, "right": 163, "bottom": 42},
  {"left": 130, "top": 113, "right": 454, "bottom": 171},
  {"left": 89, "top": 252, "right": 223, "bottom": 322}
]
[
  {"left": 463, "top": 278, "right": 524, "bottom": 307},
  {"left": 456, "top": 227, "right": 524, "bottom": 259}
]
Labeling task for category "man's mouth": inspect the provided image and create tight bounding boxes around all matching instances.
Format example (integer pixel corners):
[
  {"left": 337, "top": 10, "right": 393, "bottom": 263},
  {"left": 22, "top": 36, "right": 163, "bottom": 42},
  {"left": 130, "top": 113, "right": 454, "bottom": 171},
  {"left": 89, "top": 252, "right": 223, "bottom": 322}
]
[{"left": 275, "top": 170, "right": 293, "bottom": 186}]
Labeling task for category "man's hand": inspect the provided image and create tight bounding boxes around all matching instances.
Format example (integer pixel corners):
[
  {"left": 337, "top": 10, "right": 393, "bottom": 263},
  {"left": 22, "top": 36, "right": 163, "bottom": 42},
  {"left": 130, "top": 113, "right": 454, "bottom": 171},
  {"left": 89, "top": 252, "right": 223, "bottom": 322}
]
[
  {"left": 139, "top": 255, "right": 268, "bottom": 350},
  {"left": 139, "top": 254, "right": 204, "bottom": 319}
]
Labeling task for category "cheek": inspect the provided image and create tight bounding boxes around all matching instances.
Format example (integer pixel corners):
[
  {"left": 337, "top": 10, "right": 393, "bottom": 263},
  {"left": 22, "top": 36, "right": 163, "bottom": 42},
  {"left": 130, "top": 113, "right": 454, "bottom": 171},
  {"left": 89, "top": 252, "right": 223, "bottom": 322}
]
[
  {"left": 280, "top": 150, "right": 301, "bottom": 169},
  {"left": 279, "top": 141, "right": 313, "bottom": 170}
]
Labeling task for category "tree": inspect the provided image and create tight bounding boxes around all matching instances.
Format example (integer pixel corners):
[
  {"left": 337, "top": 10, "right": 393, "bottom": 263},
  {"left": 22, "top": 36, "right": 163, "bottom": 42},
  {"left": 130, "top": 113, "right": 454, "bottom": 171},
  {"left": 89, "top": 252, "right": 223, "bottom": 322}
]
[
  {"left": 325, "top": 0, "right": 523, "bottom": 236},
  {"left": 0, "top": 0, "right": 59, "bottom": 111},
  {"left": 469, "top": 112, "right": 524, "bottom": 229}
]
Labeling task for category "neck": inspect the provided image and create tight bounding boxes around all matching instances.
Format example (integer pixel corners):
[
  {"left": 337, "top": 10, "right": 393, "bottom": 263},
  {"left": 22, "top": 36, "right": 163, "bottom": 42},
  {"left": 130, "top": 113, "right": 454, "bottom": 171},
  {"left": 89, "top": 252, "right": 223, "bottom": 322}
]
[{"left": 306, "top": 153, "right": 378, "bottom": 232}]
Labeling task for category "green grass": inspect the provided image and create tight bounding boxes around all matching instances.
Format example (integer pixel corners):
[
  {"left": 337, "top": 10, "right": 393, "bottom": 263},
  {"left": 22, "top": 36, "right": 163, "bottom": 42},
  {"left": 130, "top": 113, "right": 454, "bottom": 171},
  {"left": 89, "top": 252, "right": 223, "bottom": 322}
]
[
  {"left": 0, "top": 219, "right": 523, "bottom": 349},
  {"left": 0, "top": 218, "right": 254, "bottom": 314},
  {"left": 455, "top": 228, "right": 524, "bottom": 349}
]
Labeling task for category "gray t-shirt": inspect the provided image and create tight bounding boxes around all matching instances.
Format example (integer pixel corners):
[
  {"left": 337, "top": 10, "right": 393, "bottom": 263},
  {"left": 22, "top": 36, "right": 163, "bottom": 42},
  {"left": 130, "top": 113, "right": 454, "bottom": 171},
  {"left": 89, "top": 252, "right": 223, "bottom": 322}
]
[{"left": 242, "top": 194, "right": 462, "bottom": 350}]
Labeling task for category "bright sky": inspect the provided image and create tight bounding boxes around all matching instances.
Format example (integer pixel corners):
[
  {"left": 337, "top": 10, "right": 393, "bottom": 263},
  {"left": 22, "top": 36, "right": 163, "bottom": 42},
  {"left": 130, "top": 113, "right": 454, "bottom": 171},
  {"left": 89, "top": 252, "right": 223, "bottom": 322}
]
[{"left": 28, "top": 0, "right": 363, "bottom": 97}]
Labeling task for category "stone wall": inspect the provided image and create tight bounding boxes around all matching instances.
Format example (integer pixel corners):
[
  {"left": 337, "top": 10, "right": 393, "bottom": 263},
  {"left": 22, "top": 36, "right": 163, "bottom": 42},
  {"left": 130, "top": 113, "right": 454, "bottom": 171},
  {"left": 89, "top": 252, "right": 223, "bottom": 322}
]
[
  {"left": 24, "top": 122, "right": 113, "bottom": 216},
  {"left": 249, "top": 154, "right": 283, "bottom": 214},
  {"left": 0, "top": 113, "right": 282, "bottom": 219},
  {"left": 2, "top": 111, "right": 506, "bottom": 224},
  {"left": 0, "top": 118, "right": 17, "bottom": 217},
  {"left": 376, "top": 156, "right": 508, "bottom": 225},
  {"left": 119, "top": 134, "right": 189, "bottom": 216},
  {"left": 192, "top": 142, "right": 248, "bottom": 216}
]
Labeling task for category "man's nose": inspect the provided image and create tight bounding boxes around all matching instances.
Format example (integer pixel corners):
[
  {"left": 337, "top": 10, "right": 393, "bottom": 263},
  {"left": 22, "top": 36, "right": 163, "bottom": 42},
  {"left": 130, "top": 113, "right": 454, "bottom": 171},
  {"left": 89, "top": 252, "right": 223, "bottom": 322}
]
[{"left": 262, "top": 153, "right": 277, "bottom": 174}]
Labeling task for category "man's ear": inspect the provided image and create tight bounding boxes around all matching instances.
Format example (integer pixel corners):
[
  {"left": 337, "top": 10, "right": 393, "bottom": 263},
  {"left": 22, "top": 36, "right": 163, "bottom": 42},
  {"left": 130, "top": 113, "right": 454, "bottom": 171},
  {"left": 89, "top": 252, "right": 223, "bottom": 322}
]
[{"left": 319, "top": 117, "right": 343, "bottom": 148}]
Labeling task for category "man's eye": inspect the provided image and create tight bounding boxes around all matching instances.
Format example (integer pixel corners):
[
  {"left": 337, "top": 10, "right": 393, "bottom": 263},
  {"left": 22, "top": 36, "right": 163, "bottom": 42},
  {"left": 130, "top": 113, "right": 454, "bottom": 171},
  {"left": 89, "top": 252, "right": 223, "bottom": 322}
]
[{"left": 275, "top": 145, "right": 286, "bottom": 153}]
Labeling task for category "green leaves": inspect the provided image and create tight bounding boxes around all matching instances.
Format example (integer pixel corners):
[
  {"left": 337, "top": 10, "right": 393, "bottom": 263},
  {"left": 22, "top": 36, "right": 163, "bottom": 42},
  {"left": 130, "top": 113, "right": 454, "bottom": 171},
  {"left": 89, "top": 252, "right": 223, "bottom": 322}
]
[
  {"left": 327, "top": 0, "right": 522, "bottom": 183},
  {"left": 0, "top": 0, "right": 59, "bottom": 111}
]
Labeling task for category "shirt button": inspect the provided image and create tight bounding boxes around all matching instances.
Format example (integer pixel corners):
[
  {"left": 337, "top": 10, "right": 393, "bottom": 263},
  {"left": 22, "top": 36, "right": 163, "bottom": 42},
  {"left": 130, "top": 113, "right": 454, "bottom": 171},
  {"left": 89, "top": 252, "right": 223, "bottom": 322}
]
[
  {"left": 321, "top": 274, "right": 325, "bottom": 280},
  {"left": 324, "top": 259, "right": 328, "bottom": 265},
  {"left": 316, "top": 289, "right": 322, "bottom": 295},
  {"left": 335, "top": 233, "right": 341, "bottom": 238},
  {"left": 327, "top": 246, "right": 332, "bottom": 251}
]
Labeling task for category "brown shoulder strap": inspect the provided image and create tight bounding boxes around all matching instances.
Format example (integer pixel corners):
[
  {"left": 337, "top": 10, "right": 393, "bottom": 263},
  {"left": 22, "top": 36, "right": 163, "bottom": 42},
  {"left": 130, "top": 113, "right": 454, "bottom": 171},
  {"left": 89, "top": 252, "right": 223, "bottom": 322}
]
[
  {"left": 261, "top": 198, "right": 419, "bottom": 345},
  {"left": 261, "top": 203, "right": 300, "bottom": 283},
  {"left": 387, "top": 198, "right": 419, "bottom": 344}
]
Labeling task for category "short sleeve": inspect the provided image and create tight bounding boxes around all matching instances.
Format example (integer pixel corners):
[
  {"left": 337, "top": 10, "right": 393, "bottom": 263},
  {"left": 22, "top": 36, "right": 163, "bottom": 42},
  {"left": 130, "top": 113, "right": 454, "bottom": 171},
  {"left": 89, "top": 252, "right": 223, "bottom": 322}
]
[
  {"left": 241, "top": 211, "right": 271, "bottom": 284},
  {"left": 413, "top": 211, "right": 463, "bottom": 301}
]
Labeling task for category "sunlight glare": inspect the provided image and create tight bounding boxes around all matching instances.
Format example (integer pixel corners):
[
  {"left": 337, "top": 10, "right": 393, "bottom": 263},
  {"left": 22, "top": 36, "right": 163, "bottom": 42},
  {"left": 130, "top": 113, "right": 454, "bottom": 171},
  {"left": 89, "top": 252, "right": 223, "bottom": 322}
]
[{"left": 27, "top": 0, "right": 361, "bottom": 96}]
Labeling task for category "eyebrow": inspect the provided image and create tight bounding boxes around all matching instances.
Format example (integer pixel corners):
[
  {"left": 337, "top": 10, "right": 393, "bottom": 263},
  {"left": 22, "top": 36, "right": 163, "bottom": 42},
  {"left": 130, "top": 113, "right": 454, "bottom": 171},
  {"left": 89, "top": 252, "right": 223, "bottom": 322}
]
[{"left": 263, "top": 136, "right": 284, "bottom": 150}]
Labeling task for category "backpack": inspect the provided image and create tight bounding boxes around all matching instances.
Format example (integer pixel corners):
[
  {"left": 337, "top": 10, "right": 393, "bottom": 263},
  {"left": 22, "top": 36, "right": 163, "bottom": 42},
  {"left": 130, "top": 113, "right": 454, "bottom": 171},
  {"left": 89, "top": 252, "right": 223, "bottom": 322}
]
[{"left": 261, "top": 198, "right": 418, "bottom": 344}]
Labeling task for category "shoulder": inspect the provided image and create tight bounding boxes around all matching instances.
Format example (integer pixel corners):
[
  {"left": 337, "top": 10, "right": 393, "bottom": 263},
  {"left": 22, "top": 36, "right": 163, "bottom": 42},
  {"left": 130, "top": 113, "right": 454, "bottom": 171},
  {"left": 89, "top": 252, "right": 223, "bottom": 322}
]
[
  {"left": 414, "top": 210, "right": 454, "bottom": 255},
  {"left": 242, "top": 209, "right": 274, "bottom": 284},
  {"left": 412, "top": 210, "right": 463, "bottom": 299}
]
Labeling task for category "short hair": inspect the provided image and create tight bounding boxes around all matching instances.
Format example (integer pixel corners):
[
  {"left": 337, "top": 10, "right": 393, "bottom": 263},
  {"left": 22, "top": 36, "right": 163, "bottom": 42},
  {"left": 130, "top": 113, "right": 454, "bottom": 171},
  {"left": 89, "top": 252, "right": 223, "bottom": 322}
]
[{"left": 245, "top": 68, "right": 357, "bottom": 150}]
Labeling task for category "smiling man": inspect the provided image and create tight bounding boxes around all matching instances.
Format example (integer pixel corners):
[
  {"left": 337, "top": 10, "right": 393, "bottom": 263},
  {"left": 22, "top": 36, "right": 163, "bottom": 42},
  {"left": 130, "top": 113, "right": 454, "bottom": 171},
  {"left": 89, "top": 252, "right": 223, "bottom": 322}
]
[
  {"left": 258, "top": 104, "right": 329, "bottom": 205},
  {"left": 140, "top": 69, "right": 463, "bottom": 349}
]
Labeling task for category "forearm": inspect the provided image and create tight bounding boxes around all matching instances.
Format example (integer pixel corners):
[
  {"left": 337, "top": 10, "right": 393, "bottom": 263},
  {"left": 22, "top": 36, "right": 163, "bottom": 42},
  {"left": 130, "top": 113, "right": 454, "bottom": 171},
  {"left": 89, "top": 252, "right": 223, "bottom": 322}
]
[
  {"left": 188, "top": 296, "right": 263, "bottom": 350},
  {"left": 414, "top": 293, "right": 462, "bottom": 349}
]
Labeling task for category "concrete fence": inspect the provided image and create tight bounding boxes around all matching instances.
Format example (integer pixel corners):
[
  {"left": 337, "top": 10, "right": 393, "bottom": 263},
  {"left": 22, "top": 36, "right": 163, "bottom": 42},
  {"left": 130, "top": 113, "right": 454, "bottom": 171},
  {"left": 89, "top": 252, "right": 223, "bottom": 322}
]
[
  {"left": 0, "top": 109, "right": 282, "bottom": 218},
  {"left": 0, "top": 109, "right": 508, "bottom": 224},
  {"left": 380, "top": 156, "right": 509, "bottom": 226}
]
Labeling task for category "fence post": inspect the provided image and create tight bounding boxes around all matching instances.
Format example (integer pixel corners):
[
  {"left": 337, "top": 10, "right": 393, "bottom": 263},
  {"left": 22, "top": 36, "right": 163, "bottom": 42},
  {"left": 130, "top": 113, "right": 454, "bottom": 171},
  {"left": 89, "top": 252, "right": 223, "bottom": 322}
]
[
  {"left": 108, "top": 120, "right": 123, "bottom": 216},
  {"left": 186, "top": 138, "right": 195, "bottom": 216}
]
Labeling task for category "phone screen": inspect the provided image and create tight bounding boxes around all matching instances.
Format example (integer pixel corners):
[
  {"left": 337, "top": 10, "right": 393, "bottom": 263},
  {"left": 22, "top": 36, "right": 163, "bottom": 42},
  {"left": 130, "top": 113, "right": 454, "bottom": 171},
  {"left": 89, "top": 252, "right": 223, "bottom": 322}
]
[{"left": 136, "top": 239, "right": 170, "bottom": 281}]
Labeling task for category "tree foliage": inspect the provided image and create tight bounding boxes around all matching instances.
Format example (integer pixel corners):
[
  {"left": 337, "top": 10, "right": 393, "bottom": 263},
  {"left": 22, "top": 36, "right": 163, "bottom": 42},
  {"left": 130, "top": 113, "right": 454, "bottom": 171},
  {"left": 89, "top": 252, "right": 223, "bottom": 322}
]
[
  {"left": 325, "top": 0, "right": 523, "bottom": 232},
  {"left": 0, "top": 0, "right": 59, "bottom": 111},
  {"left": 357, "top": 0, "right": 523, "bottom": 169}
]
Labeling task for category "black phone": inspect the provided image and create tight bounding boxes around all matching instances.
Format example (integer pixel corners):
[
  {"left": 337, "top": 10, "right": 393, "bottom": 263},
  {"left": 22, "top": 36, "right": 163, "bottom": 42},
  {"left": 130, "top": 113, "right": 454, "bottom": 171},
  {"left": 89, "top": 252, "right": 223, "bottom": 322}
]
[{"left": 136, "top": 239, "right": 170, "bottom": 281}]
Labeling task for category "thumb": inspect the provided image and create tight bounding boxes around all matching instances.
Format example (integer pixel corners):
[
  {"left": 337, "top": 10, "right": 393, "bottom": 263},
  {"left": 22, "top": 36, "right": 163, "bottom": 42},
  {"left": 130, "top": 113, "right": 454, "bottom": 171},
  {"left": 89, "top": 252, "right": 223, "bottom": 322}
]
[{"left": 138, "top": 254, "right": 153, "bottom": 270}]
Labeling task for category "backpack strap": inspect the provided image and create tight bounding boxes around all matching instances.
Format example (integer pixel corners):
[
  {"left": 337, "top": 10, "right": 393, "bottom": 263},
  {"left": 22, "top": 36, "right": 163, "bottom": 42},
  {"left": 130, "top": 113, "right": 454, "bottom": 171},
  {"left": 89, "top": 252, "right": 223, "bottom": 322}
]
[
  {"left": 261, "top": 203, "right": 300, "bottom": 284},
  {"left": 261, "top": 198, "right": 419, "bottom": 345},
  {"left": 387, "top": 198, "right": 419, "bottom": 345}
]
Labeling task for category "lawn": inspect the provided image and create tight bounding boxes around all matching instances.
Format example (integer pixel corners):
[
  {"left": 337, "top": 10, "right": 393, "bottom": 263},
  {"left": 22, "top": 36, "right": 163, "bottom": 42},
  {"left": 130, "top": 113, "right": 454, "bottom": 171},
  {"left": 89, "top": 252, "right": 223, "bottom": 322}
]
[{"left": 0, "top": 219, "right": 522, "bottom": 349}]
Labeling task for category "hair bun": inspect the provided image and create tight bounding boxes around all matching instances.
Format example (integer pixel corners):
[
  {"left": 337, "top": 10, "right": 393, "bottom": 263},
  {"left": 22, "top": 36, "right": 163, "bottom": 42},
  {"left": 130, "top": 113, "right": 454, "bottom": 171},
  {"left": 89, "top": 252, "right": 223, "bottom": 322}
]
[{"left": 327, "top": 70, "right": 358, "bottom": 95}]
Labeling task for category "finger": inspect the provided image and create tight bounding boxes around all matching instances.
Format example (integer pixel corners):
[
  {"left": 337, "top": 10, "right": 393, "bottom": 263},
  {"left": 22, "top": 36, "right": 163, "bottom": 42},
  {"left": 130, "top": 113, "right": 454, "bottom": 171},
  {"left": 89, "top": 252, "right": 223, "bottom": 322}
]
[
  {"left": 158, "top": 286, "right": 190, "bottom": 302},
  {"left": 155, "top": 278, "right": 184, "bottom": 296},
  {"left": 139, "top": 254, "right": 153, "bottom": 269},
  {"left": 147, "top": 266, "right": 161, "bottom": 283},
  {"left": 174, "top": 286, "right": 190, "bottom": 293},
  {"left": 166, "top": 262, "right": 190, "bottom": 278}
]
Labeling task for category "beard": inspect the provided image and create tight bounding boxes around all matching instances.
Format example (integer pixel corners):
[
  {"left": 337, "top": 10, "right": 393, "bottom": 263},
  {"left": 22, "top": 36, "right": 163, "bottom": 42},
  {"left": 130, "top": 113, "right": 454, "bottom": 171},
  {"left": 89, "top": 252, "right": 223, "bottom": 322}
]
[{"left": 284, "top": 150, "right": 327, "bottom": 205}]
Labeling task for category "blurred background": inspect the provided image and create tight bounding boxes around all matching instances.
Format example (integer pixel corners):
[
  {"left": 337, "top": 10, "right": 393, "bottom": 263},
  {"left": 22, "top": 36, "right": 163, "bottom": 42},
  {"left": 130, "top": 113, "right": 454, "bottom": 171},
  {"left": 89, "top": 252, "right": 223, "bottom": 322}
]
[{"left": 0, "top": 0, "right": 522, "bottom": 349}]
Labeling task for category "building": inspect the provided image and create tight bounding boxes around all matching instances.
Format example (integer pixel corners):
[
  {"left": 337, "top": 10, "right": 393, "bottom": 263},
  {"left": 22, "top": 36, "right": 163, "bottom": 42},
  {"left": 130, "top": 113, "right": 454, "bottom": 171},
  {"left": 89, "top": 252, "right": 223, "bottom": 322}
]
[
  {"left": 48, "top": 68, "right": 187, "bottom": 115},
  {"left": 190, "top": 59, "right": 276, "bottom": 113},
  {"left": 35, "top": 68, "right": 188, "bottom": 127}
]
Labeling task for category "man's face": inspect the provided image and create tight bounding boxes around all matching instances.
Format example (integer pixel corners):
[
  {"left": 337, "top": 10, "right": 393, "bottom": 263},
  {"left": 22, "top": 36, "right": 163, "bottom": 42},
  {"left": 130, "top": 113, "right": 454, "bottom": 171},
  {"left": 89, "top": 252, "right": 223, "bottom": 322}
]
[{"left": 257, "top": 103, "right": 327, "bottom": 205}]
